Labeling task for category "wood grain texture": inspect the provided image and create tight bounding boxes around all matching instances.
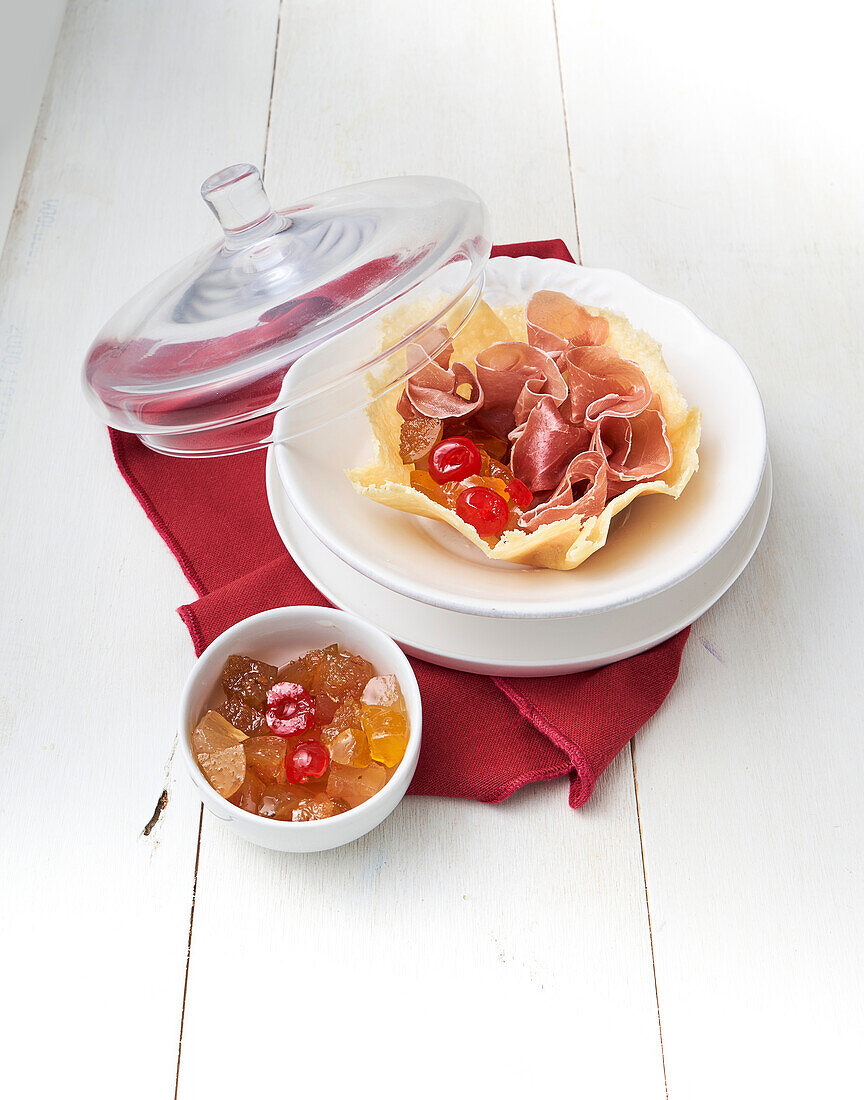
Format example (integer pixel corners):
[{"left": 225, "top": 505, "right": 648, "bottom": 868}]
[
  {"left": 0, "top": 1, "right": 280, "bottom": 1096},
  {"left": 555, "top": 0, "right": 864, "bottom": 1094},
  {"left": 175, "top": 2, "right": 666, "bottom": 1096}
]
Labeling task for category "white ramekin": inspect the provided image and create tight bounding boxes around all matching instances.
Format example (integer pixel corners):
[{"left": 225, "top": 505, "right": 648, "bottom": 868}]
[{"left": 178, "top": 606, "right": 422, "bottom": 852}]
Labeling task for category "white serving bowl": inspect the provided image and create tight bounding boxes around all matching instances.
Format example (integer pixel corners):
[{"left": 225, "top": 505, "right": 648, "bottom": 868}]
[
  {"left": 273, "top": 256, "right": 767, "bottom": 619},
  {"left": 178, "top": 606, "right": 422, "bottom": 852},
  {"left": 267, "top": 449, "right": 772, "bottom": 675}
]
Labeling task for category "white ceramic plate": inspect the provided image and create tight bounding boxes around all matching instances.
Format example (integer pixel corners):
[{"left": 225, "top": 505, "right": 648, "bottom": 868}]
[
  {"left": 266, "top": 450, "right": 772, "bottom": 676},
  {"left": 273, "top": 256, "right": 767, "bottom": 619}
]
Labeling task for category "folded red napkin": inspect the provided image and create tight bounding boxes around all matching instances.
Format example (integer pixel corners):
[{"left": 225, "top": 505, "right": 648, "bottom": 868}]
[{"left": 110, "top": 239, "right": 689, "bottom": 808}]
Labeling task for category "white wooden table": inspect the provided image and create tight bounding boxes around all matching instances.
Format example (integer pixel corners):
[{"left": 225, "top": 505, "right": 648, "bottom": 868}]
[{"left": 1, "top": 3, "right": 861, "bottom": 1096}]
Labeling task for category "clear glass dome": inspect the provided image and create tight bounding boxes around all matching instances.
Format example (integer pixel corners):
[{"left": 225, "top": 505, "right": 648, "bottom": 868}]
[{"left": 83, "top": 167, "right": 490, "bottom": 456}]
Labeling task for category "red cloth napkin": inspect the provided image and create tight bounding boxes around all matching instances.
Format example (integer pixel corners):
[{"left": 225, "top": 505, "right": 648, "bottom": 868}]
[{"left": 110, "top": 239, "right": 689, "bottom": 808}]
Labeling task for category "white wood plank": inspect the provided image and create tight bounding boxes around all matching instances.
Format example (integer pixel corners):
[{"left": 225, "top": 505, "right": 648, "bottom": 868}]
[
  {"left": 555, "top": 0, "right": 864, "bottom": 1094},
  {"left": 0, "top": 2, "right": 280, "bottom": 1095},
  {"left": 0, "top": 0, "right": 67, "bottom": 247},
  {"left": 176, "top": 2, "right": 667, "bottom": 1096}
]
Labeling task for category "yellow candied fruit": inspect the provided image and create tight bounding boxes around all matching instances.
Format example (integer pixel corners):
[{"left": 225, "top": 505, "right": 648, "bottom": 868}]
[{"left": 360, "top": 704, "right": 409, "bottom": 768}]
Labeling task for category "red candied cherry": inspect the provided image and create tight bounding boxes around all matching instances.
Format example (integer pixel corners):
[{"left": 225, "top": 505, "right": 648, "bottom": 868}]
[
  {"left": 266, "top": 682, "right": 316, "bottom": 737},
  {"left": 286, "top": 740, "right": 330, "bottom": 784},
  {"left": 427, "top": 436, "right": 482, "bottom": 484},
  {"left": 456, "top": 486, "right": 509, "bottom": 536},
  {"left": 507, "top": 477, "right": 533, "bottom": 510}
]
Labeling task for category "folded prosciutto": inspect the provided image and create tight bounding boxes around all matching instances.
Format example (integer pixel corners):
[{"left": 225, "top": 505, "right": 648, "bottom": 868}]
[
  {"left": 472, "top": 341, "right": 567, "bottom": 438},
  {"left": 350, "top": 289, "right": 701, "bottom": 571},
  {"left": 396, "top": 324, "right": 483, "bottom": 421},
  {"left": 527, "top": 290, "right": 610, "bottom": 358}
]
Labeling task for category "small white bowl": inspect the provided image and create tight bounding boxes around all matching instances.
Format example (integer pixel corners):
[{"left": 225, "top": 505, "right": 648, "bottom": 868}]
[{"left": 178, "top": 606, "right": 422, "bottom": 852}]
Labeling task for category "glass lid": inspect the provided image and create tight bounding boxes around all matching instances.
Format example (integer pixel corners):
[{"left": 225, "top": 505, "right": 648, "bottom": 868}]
[{"left": 83, "top": 167, "right": 490, "bottom": 456}]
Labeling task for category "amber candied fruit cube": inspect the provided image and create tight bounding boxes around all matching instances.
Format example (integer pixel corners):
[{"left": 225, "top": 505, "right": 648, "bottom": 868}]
[
  {"left": 243, "top": 735, "right": 288, "bottom": 784},
  {"left": 292, "top": 793, "right": 348, "bottom": 821},
  {"left": 221, "top": 654, "right": 278, "bottom": 710},
  {"left": 311, "top": 646, "right": 375, "bottom": 701},
  {"left": 399, "top": 415, "right": 443, "bottom": 463},
  {"left": 192, "top": 712, "right": 249, "bottom": 799},
  {"left": 360, "top": 704, "right": 409, "bottom": 769},
  {"left": 320, "top": 697, "right": 362, "bottom": 736},
  {"left": 328, "top": 728, "right": 372, "bottom": 769},
  {"left": 326, "top": 762, "right": 387, "bottom": 808},
  {"left": 231, "top": 770, "right": 265, "bottom": 814},
  {"left": 410, "top": 469, "right": 449, "bottom": 508},
  {"left": 258, "top": 783, "right": 307, "bottom": 820},
  {"left": 218, "top": 697, "right": 266, "bottom": 735},
  {"left": 276, "top": 654, "right": 316, "bottom": 693},
  {"left": 192, "top": 710, "right": 247, "bottom": 757},
  {"left": 315, "top": 692, "right": 339, "bottom": 725},
  {"left": 332, "top": 697, "right": 362, "bottom": 730},
  {"left": 197, "top": 743, "right": 246, "bottom": 799}
]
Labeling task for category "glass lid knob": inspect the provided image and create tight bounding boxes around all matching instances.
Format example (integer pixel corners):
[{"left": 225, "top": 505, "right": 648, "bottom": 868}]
[{"left": 201, "top": 163, "right": 289, "bottom": 246}]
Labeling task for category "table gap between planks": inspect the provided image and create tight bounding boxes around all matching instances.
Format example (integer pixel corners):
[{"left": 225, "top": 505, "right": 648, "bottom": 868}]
[{"left": 1, "top": 2, "right": 861, "bottom": 1099}]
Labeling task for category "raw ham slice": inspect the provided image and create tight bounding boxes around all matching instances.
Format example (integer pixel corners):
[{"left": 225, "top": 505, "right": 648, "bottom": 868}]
[
  {"left": 564, "top": 344, "right": 652, "bottom": 426},
  {"left": 406, "top": 324, "right": 453, "bottom": 371},
  {"left": 592, "top": 404, "right": 673, "bottom": 491},
  {"left": 471, "top": 342, "right": 567, "bottom": 438},
  {"left": 397, "top": 325, "right": 483, "bottom": 420},
  {"left": 519, "top": 451, "right": 608, "bottom": 532},
  {"left": 509, "top": 396, "right": 591, "bottom": 493},
  {"left": 526, "top": 290, "right": 609, "bottom": 358}
]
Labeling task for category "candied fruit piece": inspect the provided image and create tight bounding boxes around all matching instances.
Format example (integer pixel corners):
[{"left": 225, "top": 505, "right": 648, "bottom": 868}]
[
  {"left": 217, "top": 697, "right": 266, "bottom": 735},
  {"left": 191, "top": 710, "right": 247, "bottom": 757},
  {"left": 333, "top": 696, "right": 362, "bottom": 730},
  {"left": 399, "top": 415, "right": 443, "bottom": 463},
  {"left": 328, "top": 728, "right": 372, "bottom": 768},
  {"left": 197, "top": 743, "right": 246, "bottom": 799},
  {"left": 326, "top": 761, "right": 387, "bottom": 808},
  {"left": 315, "top": 692, "right": 339, "bottom": 725},
  {"left": 243, "top": 735, "right": 288, "bottom": 784},
  {"left": 361, "top": 704, "right": 409, "bottom": 768},
  {"left": 258, "top": 783, "right": 307, "bottom": 820},
  {"left": 231, "top": 770, "right": 265, "bottom": 814},
  {"left": 428, "top": 435, "right": 482, "bottom": 484},
  {"left": 220, "top": 654, "right": 278, "bottom": 710},
  {"left": 276, "top": 649, "right": 321, "bottom": 693},
  {"left": 266, "top": 682, "right": 316, "bottom": 737},
  {"left": 479, "top": 452, "right": 533, "bottom": 509},
  {"left": 286, "top": 740, "right": 330, "bottom": 784},
  {"left": 361, "top": 675, "right": 401, "bottom": 708},
  {"left": 456, "top": 485, "right": 509, "bottom": 537},
  {"left": 410, "top": 469, "right": 450, "bottom": 508},
  {"left": 311, "top": 645, "right": 375, "bottom": 702},
  {"left": 292, "top": 794, "right": 347, "bottom": 821},
  {"left": 461, "top": 428, "right": 508, "bottom": 461}
]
